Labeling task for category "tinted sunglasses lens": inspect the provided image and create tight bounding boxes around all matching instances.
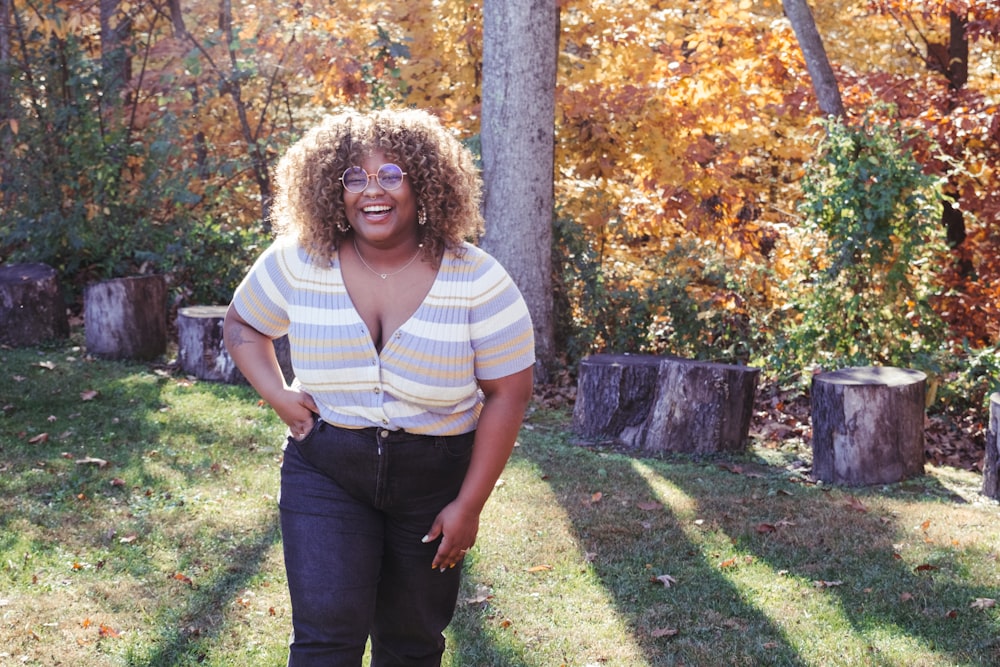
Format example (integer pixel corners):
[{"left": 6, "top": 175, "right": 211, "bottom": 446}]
[
  {"left": 377, "top": 164, "right": 404, "bottom": 190},
  {"left": 342, "top": 167, "right": 368, "bottom": 192}
]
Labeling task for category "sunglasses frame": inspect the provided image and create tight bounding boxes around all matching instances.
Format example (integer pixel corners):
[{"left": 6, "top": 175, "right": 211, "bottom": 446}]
[{"left": 341, "top": 163, "right": 408, "bottom": 193}]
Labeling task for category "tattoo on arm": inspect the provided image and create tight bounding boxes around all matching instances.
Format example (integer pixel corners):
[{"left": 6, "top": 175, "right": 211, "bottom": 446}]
[{"left": 226, "top": 321, "right": 254, "bottom": 349}]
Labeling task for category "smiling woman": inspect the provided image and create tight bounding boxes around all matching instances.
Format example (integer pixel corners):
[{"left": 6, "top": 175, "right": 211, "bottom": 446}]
[{"left": 221, "top": 107, "right": 535, "bottom": 667}]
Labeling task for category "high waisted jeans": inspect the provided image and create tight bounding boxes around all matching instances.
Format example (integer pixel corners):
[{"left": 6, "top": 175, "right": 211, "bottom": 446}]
[{"left": 279, "top": 419, "right": 475, "bottom": 667}]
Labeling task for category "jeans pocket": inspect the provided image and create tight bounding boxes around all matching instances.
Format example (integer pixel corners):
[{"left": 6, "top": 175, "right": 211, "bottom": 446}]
[{"left": 288, "top": 414, "right": 322, "bottom": 446}]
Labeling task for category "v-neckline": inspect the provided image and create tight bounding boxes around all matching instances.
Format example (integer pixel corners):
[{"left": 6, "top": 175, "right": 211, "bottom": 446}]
[{"left": 335, "top": 247, "right": 442, "bottom": 355}]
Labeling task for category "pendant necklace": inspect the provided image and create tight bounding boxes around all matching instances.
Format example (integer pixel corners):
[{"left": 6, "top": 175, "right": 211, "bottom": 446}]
[{"left": 353, "top": 239, "right": 423, "bottom": 280}]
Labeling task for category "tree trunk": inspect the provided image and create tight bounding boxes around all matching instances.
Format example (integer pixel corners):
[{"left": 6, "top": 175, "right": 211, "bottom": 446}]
[
  {"left": 781, "top": 0, "right": 845, "bottom": 118},
  {"left": 176, "top": 305, "right": 293, "bottom": 384},
  {"left": 572, "top": 353, "right": 760, "bottom": 455},
  {"left": 572, "top": 354, "right": 663, "bottom": 442},
  {"left": 100, "top": 0, "right": 130, "bottom": 102},
  {"left": 84, "top": 275, "right": 167, "bottom": 361},
  {"left": 0, "top": 0, "right": 12, "bottom": 204},
  {"left": 811, "top": 366, "right": 926, "bottom": 486},
  {"left": 481, "top": 0, "right": 558, "bottom": 382},
  {"left": 0, "top": 263, "right": 69, "bottom": 346},
  {"left": 983, "top": 393, "right": 1000, "bottom": 500}
]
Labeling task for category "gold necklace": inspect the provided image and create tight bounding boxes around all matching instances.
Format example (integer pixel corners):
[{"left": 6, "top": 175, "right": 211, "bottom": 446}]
[{"left": 353, "top": 239, "right": 423, "bottom": 280}]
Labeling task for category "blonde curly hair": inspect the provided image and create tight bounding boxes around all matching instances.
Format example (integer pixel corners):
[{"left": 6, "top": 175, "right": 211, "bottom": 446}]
[{"left": 270, "top": 107, "right": 484, "bottom": 266}]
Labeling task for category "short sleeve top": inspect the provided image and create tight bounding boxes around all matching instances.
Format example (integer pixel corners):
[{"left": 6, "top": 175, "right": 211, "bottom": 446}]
[{"left": 230, "top": 237, "right": 535, "bottom": 435}]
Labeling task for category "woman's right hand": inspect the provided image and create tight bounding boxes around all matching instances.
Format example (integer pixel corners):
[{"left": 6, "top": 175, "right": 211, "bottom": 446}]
[{"left": 271, "top": 387, "right": 320, "bottom": 439}]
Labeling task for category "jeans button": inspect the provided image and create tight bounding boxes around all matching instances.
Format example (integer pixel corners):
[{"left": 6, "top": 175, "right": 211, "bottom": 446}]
[{"left": 380, "top": 430, "right": 390, "bottom": 438}]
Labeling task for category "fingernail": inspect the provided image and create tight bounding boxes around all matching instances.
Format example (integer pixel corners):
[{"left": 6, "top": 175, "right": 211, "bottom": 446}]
[
  {"left": 421, "top": 535, "right": 431, "bottom": 543},
  {"left": 449, "top": 563, "right": 456, "bottom": 569}
]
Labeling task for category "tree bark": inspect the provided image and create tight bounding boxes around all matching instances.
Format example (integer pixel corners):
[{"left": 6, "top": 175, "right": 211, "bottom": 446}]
[
  {"left": 983, "top": 393, "right": 1000, "bottom": 500},
  {"left": 84, "top": 275, "right": 167, "bottom": 361},
  {"left": 481, "top": 0, "right": 558, "bottom": 382},
  {"left": 781, "top": 0, "right": 845, "bottom": 118},
  {"left": 811, "top": 366, "right": 926, "bottom": 486},
  {"left": 0, "top": 263, "right": 69, "bottom": 346},
  {"left": 572, "top": 353, "right": 760, "bottom": 455},
  {"left": 100, "top": 0, "right": 131, "bottom": 102},
  {"left": 176, "top": 305, "right": 293, "bottom": 385},
  {"left": 0, "top": 0, "right": 11, "bottom": 204}
]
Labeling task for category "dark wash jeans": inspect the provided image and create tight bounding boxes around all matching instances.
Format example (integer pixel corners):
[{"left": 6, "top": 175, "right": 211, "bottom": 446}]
[{"left": 279, "top": 419, "right": 475, "bottom": 667}]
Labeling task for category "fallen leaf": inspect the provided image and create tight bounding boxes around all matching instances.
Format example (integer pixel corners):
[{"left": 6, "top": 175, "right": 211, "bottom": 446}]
[
  {"left": 845, "top": 496, "right": 868, "bottom": 512},
  {"left": 28, "top": 433, "right": 49, "bottom": 444},
  {"left": 945, "top": 609, "right": 958, "bottom": 618},
  {"left": 119, "top": 534, "right": 138, "bottom": 544},
  {"left": 914, "top": 563, "right": 939, "bottom": 572},
  {"left": 651, "top": 626, "right": 679, "bottom": 638},
  {"left": 636, "top": 501, "right": 662, "bottom": 511},
  {"left": 590, "top": 491, "right": 603, "bottom": 504},
  {"left": 80, "top": 390, "right": 99, "bottom": 401},
  {"left": 37, "top": 361, "right": 56, "bottom": 370},
  {"left": 172, "top": 573, "right": 194, "bottom": 587},
  {"left": 47, "top": 415, "right": 57, "bottom": 422},
  {"left": 719, "top": 558, "right": 737, "bottom": 569},
  {"left": 900, "top": 592, "right": 915, "bottom": 602},
  {"left": 527, "top": 564, "right": 552, "bottom": 573},
  {"left": 98, "top": 623, "right": 120, "bottom": 638},
  {"left": 755, "top": 523, "right": 777, "bottom": 533},
  {"left": 652, "top": 574, "right": 677, "bottom": 588},
  {"left": 110, "top": 478, "right": 126, "bottom": 487},
  {"left": 971, "top": 598, "right": 996, "bottom": 609},
  {"left": 813, "top": 580, "right": 843, "bottom": 588},
  {"left": 920, "top": 519, "right": 931, "bottom": 531}
]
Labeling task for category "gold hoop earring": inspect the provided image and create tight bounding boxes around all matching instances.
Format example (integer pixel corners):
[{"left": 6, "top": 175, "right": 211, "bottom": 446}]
[{"left": 336, "top": 220, "right": 351, "bottom": 233}]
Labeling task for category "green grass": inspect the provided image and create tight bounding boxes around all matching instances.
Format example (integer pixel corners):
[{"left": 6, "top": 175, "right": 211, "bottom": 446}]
[{"left": 2, "top": 339, "right": 998, "bottom": 666}]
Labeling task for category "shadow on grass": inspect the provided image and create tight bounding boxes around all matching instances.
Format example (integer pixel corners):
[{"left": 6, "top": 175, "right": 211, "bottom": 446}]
[
  {"left": 514, "top": 420, "right": 1000, "bottom": 666},
  {"left": 0, "top": 347, "right": 286, "bottom": 665}
]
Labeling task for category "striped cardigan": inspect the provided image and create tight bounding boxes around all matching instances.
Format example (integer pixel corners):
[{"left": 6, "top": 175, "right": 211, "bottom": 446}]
[{"left": 230, "top": 237, "right": 535, "bottom": 435}]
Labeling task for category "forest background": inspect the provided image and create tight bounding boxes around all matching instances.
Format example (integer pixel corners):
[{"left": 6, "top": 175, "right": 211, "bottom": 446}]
[{"left": 1, "top": 0, "right": 999, "bottom": 463}]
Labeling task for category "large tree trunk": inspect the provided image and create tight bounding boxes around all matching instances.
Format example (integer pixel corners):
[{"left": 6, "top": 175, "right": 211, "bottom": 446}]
[
  {"left": 0, "top": 0, "right": 12, "bottom": 203},
  {"left": 481, "top": 0, "right": 557, "bottom": 382},
  {"left": 781, "top": 0, "right": 845, "bottom": 118}
]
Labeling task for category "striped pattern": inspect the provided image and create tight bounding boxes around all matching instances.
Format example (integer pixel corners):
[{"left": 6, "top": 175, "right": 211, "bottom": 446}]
[{"left": 231, "top": 237, "right": 535, "bottom": 435}]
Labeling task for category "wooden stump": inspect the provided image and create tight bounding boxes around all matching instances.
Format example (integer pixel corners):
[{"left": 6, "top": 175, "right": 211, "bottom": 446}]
[
  {"left": 176, "top": 305, "right": 293, "bottom": 385},
  {"left": 0, "top": 263, "right": 69, "bottom": 347},
  {"left": 572, "top": 354, "right": 663, "bottom": 442},
  {"left": 572, "top": 353, "right": 760, "bottom": 454},
  {"left": 811, "top": 366, "right": 926, "bottom": 486},
  {"left": 84, "top": 275, "right": 167, "bottom": 361},
  {"left": 983, "top": 393, "right": 1000, "bottom": 500}
]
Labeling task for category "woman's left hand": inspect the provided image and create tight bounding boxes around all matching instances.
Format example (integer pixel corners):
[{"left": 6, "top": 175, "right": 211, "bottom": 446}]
[{"left": 423, "top": 500, "right": 480, "bottom": 571}]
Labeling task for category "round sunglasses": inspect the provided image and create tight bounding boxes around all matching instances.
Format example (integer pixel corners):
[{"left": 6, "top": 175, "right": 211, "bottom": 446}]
[{"left": 341, "top": 163, "right": 407, "bottom": 193}]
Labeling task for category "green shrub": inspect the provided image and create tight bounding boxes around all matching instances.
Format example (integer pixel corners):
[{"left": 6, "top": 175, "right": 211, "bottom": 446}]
[{"left": 773, "top": 112, "right": 949, "bottom": 384}]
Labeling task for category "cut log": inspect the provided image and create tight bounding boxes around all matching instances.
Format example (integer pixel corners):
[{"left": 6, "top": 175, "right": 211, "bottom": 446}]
[
  {"left": 983, "top": 393, "right": 1000, "bottom": 500},
  {"left": 176, "top": 305, "right": 293, "bottom": 385},
  {"left": 0, "top": 263, "right": 69, "bottom": 347},
  {"left": 572, "top": 354, "right": 663, "bottom": 442},
  {"left": 811, "top": 366, "right": 925, "bottom": 486},
  {"left": 84, "top": 275, "right": 167, "bottom": 361},
  {"left": 572, "top": 353, "right": 760, "bottom": 454}
]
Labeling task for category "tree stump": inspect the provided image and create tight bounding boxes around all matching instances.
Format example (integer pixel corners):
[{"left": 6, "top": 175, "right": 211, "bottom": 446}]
[
  {"left": 0, "top": 263, "right": 69, "bottom": 347},
  {"left": 175, "top": 305, "right": 293, "bottom": 385},
  {"left": 572, "top": 353, "right": 760, "bottom": 454},
  {"left": 84, "top": 275, "right": 167, "bottom": 361},
  {"left": 811, "top": 366, "right": 926, "bottom": 486},
  {"left": 983, "top": 393, "right": 1000, "bottom": 500}
]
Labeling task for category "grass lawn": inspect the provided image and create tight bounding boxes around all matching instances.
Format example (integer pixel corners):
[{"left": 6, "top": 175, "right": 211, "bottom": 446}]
[{"left": 1, "top": 338, "right": 998, "bottom": 666}]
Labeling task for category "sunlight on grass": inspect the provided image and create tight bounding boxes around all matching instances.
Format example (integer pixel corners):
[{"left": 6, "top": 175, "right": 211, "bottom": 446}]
[
  {"left": 631, "top": 459, "right": 969, "bottom": 666},
  {"left": 455, "top": 452, "right": 653, "bottom": 666}
]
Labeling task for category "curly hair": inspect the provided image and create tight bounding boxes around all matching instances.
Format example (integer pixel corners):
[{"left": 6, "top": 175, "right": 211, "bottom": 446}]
[{"left": 270, "top": 107, "right": 483, "bottom": 267}]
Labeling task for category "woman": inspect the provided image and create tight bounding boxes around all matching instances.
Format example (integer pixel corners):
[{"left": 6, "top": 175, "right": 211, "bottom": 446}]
[{"left": 224, "top": 107, "right": 535, "bottom": 667}]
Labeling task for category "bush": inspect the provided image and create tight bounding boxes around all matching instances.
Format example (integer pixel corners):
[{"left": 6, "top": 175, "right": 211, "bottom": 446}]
[{"left": 772, "top": 112, "right": 949, "bottom": 384}]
